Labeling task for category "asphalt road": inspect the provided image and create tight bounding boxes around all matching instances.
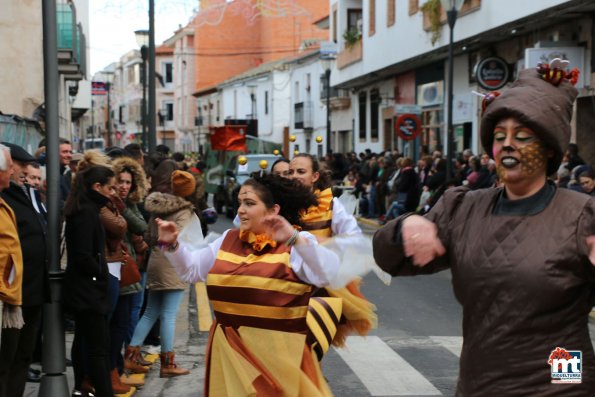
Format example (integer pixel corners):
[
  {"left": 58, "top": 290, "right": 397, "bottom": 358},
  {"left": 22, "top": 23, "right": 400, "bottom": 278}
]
[{"left": 25, "top": 214, "right": 595, "bottom": 397}]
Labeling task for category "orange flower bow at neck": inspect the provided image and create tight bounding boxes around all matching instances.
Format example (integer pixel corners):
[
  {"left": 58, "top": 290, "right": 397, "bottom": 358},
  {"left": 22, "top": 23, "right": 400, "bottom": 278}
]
[{"left": 239, "top": 230, "right": 277, "bottom": 252}]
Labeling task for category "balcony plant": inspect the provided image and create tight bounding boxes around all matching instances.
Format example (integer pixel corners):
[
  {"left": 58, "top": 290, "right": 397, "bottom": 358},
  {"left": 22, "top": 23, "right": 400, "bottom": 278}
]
[
  {"left": 421, "top": 0, "right": 442, "bottom": 45},
  {"left": 342, "top": 27, "right": 361, "bottom": 49}
]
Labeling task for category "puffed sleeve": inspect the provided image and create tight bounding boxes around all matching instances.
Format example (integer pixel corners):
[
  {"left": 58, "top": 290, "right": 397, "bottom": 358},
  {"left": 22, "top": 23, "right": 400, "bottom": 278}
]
[
  {"left": 331, "top": 198, "right": 362, "bottom": 236},
  {"left": 164, "top": 230, "right": 227, "bottom": 283},
  {"left": 373, "top": 186, "right": 469, "bottom": 276},
  {"left": 290, "top": 232, "right": 340, "bottom": 287}
]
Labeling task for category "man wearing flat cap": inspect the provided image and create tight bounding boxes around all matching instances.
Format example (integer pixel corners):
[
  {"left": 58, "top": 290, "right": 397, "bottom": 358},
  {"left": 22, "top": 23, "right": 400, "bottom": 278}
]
[{"left": 0, "top": 142, "right": 49, "bottom": 394}]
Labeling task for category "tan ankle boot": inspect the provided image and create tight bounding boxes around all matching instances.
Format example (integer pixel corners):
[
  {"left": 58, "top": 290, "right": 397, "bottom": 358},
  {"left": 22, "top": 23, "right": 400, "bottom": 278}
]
[
  {"left": 124, "top": 346, "right": 150, "bottom": 374},
  {"left": 110, "top": 368, "right": 131, "bottom": 394},
  {"left": 159, "top": 352, "right": 190, "bottom": 378}
]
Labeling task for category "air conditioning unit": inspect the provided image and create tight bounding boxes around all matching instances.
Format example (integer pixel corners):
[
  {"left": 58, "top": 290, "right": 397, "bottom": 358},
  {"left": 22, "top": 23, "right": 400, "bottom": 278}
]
[{"left": 417, "top": 81, "right": 444, "bottom": 107}]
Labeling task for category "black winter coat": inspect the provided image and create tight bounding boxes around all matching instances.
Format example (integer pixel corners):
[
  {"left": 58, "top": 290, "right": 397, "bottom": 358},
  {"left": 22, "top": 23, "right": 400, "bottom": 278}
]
[
  {"left": 63, "top": 194, "right": 111, "bottom": 315},
  {"left": 0, "top": 182, "right": 49, "bottom": 307}
]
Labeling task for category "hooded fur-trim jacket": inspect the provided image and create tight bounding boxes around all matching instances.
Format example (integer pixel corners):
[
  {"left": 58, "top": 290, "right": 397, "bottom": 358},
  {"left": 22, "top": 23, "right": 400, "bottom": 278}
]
[
  {"left": 111, "top": 156, "right": 149, "bottom": 204},
  {"left": 144, "top": 192, "right": 194, "bottom": 290}
]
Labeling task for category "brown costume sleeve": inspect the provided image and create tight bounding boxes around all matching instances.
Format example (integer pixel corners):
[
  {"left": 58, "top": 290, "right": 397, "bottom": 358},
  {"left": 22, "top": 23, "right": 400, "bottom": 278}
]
[{"left": 373, "top": 186, "right": 469, "bottom": 276}]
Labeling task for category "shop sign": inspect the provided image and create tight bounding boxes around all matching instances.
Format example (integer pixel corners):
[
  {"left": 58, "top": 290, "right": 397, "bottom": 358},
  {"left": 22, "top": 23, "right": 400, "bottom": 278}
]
[
  {"left": 476, "top": 57, "right": 509, "bottom": 90},
  {"left": 395, "top": 114, "right": 422, "bottom": 141}
]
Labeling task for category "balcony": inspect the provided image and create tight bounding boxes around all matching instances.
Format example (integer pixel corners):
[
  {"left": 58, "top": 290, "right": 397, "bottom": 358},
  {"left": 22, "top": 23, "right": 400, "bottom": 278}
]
[
  {"left": 57, "top": 2, "right": 84, "bottom": 80},
  {"left": 294, "top": 101, "right": 313, "bottom": 129},
  {"left": 336, "top": 39, "right": 362, "bottom": 70}
]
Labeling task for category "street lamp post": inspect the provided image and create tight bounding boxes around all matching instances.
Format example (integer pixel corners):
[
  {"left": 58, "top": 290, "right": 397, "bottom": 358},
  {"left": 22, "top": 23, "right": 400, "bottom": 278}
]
[
  {"left": 135, "top": 30, "right": 149, "bottom": 152},
  {"left": 321, "top": 57, "right": 334, "bottom": 155},
  {"left": 442, "top": 0, "right": 464, "bottom": 179},
  {"left": 148, "top": 0, "right": 157, "bottom": 153},
  {"left": 106, "top": 80, "right": 112, "bottom": 147}
]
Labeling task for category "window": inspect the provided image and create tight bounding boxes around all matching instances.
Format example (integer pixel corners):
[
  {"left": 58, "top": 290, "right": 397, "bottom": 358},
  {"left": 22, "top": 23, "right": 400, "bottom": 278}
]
[
  {"left": 370, "top": 89, "right": 380, "bottom": 141},
  {"left": 163, "top": 102, "right": 174, "bottom": 121},
  {"left": 347, "top": 9, "right": 363, "bottom": 32},
  {"left": 264, "top": 91, "right": 269, "bottom": 115},
  {"left": 294, "top": 81, "right": 300, "bottom": 102},
  {"left": 409, "top": 0, "right": 418, "bottom": 15},
  {"left": 369, "top": 0, "right": 376, "bottom": 36},
  {"left": 306, "top": 73, "right": 311, "bottom": 95},
  {"left": 387, "top": 0, "right": 396, "bottom": 26},
  {"left": 332, "top": 8, "right": 337, "bottom": 42},
  {"left": 163, "top": 62, "right": 173, "bottom": 84},
  {"left": 358, "top": 92, "right": 367, "bottom": 140}
]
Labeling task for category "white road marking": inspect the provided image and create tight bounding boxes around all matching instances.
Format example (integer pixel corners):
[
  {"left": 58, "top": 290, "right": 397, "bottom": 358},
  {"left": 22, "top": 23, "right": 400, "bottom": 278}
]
[
  {"left": 429, "top": 336, "right": 463, "bottom": 358},
  {"left": 334, "top": 336, "right": 442, "bottom": 396}
]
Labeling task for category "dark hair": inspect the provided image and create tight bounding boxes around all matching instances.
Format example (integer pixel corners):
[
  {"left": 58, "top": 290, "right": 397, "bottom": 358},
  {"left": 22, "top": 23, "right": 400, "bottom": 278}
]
[
  {"left": 172, "top": 152, "right": 185, "bottom": 162},
  {"left": 38, "top": 137, "right": 70, "bottom": 148},
  {"left": 271, "top": 157, "right": 290, "bottom": 171},
  {"left": 155, "top": 144, "right": 170, "bottom": 155},
  {"left": 243, "top": 173, "right": 317, "bottom": 227},
  {"left": 106, "top": 147, "right": 130, "bottom": 159},
  {"left": 124, "top": 143, "right": 144, "bottom": 161},
  {"left": 28, "top": 162, "right": 41, "bottom": 169},
  {"left": 579, "top": 169, "right": 594, "bottom": 180},
  {"left": 64, "top": 165, "right": 114, "bottom": 217},
  {"left": 293, "top": 153, "right": 332, "bottom": 190},
  {"left": 117, "top": 166, "right": 138, "bottom": 195}
]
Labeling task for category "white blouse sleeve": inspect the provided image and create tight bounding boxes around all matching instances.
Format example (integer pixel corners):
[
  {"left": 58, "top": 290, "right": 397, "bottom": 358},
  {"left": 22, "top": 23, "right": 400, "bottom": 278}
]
[
  {"left": 290, "top": 232, "right": 340, "bottom": 287},
  {"left": 164, "top": 230, "right": 228, "bottom": 283},
  {"left": 331, "top": 197, "right": 362, "bottom": 236}
]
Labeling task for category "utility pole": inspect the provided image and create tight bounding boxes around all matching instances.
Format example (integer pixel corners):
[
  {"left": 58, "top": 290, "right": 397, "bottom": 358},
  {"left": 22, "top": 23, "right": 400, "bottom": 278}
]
[
  {"left": 148, "top": 0, "right": 157, "bottom": 152},
  {"left": 39, "top": 0, "right": 68, "bottom": 394}
]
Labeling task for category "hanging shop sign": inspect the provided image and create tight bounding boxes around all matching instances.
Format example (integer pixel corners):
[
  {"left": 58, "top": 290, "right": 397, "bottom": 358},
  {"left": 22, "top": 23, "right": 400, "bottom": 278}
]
[
  {"left": 395, "top": 114, "right": 422, "bottom": 141},
  {"left": 475, "top": 57, "right": 510, "bottom": 90}
]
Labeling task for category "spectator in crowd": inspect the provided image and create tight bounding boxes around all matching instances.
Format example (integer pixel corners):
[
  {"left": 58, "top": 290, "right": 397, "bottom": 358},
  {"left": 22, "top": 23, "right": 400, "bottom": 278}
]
[
  {"left": 127, "top": 170, "right": 195, "bottom": 378},
  {"left": 64, "top": 165, "right": 116, "bottom": 397},
  {"left": 26, "top": 162, "right": 42, "bottom": 190},
  {"left": 271, "top": 157, "right": 290, "bottom": 177},
  {"left": 0, "top": 144, "right": 25, "bottom": 393},
  {"left": 124, "top": 143, "right": 145, "bottom": 166},
  {"left": 579, "top": 169, "right": 595, "bottom": 196},
  {"left": 58, "top": 138, "right": 73, "bottom": 207},
  {"left": 565, "top": 142, "right": 585, "bottom": 171},
  {"left": 0, "top": 143, "right": 49, "bottom": 393}
]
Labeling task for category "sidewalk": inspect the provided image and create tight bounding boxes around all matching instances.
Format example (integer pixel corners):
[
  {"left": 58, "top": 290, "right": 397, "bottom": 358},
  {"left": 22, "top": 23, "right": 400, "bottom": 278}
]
[{"left": 24, "top": 285, "right": 208, "bottom": 397}]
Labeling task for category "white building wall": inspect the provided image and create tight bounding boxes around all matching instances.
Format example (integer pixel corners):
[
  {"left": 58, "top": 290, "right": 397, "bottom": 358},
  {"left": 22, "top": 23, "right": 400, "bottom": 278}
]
[{"left": 333, "top": 0, "right": 575, "bottom": 86}]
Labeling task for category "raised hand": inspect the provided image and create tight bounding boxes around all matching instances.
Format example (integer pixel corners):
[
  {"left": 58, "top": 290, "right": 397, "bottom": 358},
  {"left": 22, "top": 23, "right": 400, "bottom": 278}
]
[
  {"left": 401, "top": 215, "right": 446, "bottom": 267},
  {"left": 261, "top": 214, "right": 295, "bottom": 243},
  {"left": 156, "top": 218, "right": 179, "bottom": 245}
]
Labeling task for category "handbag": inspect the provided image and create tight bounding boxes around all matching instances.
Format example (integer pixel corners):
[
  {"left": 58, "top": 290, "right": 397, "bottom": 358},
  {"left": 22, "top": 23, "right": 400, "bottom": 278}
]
[{"left": 120, "top": 244, "right": 142, "bottom": 287}]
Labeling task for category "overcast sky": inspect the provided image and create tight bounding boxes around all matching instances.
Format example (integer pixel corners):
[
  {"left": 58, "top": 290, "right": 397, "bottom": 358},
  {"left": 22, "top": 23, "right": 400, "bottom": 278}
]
[{"left": 89, "top": 0, "right": 196, "bottom": 76}]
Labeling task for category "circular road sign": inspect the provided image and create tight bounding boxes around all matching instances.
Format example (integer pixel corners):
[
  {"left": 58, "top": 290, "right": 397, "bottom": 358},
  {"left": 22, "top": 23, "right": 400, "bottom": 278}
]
[{"left": 395, "top": 114, "right": 422, "bottom": 141}]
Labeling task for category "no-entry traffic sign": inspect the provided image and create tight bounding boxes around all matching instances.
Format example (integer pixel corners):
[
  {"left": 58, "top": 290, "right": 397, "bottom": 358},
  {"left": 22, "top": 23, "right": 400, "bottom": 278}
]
[{"left": 395, "top": 114, "right": 422, "bottom": 141}]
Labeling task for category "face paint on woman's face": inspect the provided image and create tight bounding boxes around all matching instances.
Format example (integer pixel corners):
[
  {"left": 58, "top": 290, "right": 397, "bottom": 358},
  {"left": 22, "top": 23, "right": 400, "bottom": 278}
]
[{"left": 492, "top": 118, "right": 549, "bottom": 184}]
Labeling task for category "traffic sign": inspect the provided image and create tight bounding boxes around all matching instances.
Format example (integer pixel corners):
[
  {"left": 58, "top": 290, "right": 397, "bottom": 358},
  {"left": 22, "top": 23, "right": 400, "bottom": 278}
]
[{"left": 395, "top": 114, "right": 422, "bottom": 141}]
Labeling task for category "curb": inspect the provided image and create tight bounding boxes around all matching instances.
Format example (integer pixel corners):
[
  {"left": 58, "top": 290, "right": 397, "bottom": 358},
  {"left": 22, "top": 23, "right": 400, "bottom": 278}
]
[{"left": 356, "top": 216, "right": 382, "bottom": 230}]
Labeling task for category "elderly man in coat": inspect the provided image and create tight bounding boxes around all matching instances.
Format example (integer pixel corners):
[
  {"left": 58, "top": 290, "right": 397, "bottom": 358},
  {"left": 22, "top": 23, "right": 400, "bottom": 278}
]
[
  {"left": 0, "top": 144, "right": 25, "bottom": 393},
  {"left": 0, "top": 142, "right": 48, "bottom": 395}
]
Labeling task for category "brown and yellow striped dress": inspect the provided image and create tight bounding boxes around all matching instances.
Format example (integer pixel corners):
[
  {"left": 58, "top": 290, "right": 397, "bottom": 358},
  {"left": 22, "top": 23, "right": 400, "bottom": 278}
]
[{"left": 204, "top": 229, "right": 333, "bottom": 397}]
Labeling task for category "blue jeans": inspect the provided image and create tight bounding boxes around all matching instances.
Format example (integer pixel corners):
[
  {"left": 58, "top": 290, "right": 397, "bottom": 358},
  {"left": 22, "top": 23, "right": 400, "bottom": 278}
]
[
  {"left": 126, "top": 272, "right": 147, "bottom": 344},
  {"left": 129, "top": 289, "right": 184, "bottom": 352}
]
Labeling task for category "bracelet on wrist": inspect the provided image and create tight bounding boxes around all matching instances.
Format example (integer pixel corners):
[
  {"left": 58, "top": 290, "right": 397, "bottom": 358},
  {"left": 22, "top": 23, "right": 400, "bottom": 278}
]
[
  {"left": 158, "top": 240, "right": 179, "bottom": 252},
  {"left": 285, "top": 229, "right": 300, "bottom": 247}
]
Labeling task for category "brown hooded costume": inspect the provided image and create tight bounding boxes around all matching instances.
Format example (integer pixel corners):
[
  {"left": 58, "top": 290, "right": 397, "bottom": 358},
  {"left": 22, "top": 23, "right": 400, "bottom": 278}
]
[{"left": 373, "top": 67, "right": 595, "bottom": 396}]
